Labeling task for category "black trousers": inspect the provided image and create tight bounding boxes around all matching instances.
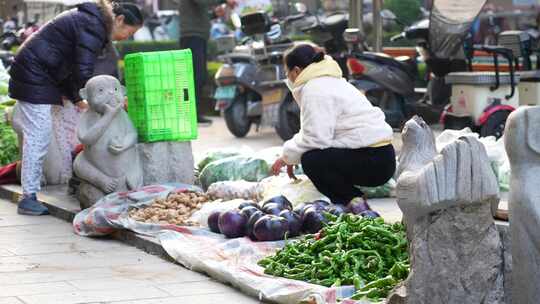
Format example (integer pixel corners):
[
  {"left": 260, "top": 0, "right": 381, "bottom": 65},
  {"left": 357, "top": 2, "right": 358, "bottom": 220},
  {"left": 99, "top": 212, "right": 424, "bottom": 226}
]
[
  {"left": 301, "top": 145, "right": 396, "bottom": 204},
  {"left": 180, "top": 36, "right": 207, "bottom": 113}
]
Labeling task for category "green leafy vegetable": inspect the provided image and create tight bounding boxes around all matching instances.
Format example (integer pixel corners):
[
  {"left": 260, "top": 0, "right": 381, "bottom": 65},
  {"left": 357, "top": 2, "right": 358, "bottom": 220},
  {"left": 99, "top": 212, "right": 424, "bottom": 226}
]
[{"left": 0, "top": 117, "right": 19, "bottom": 166}]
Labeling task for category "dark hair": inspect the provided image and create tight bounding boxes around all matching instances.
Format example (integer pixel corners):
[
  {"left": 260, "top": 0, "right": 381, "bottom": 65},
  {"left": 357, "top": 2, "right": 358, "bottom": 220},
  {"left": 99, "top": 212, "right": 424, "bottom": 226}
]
[
  {"left": 112, "top": 2, "right": 144, "bottom": 26},
  {"left": 284, "top": 44, "right": 325, "bottom": 70}
]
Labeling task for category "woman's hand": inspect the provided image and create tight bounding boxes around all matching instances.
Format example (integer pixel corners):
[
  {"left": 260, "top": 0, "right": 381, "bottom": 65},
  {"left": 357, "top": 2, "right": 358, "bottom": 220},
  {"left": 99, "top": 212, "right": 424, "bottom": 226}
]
[
  {"left": 272, "top": 157, "right": 298, "bottom": 180},
  {"left": 75, "top": 100, "right": 89, "bottom": 112}
]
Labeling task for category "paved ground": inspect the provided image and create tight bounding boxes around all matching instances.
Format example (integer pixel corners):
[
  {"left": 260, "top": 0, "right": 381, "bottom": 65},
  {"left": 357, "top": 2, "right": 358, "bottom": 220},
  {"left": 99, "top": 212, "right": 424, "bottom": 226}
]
[
  {"left": 0, "top": 200, "right": 260, "bottom": 304},
  {"left": 191, "top": 117, "right": 406, "bottom": 161}
]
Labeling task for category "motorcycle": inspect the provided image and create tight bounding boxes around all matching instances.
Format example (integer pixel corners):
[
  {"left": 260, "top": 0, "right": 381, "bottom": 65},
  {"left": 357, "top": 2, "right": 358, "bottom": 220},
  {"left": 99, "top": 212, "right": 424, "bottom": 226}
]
[{"left": 213, "top": 7, "right": 307, "bottom": 138}]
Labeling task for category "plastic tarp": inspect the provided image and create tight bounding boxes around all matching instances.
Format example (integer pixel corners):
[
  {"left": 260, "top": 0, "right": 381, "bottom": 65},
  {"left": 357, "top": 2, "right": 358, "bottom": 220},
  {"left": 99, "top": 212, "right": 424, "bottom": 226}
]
[
  {"left": 73, "top": 184, "right": 371, "bottom": 304},
  {"left": 428, "top": 0, "right": 487, "bottom": 59}
]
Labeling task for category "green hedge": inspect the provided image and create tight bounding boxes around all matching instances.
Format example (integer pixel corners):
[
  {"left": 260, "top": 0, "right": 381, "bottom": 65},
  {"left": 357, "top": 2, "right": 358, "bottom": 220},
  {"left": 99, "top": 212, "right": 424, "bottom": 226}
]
[{"left": 115, "top": 40, "right": 220, "bottom": 60}]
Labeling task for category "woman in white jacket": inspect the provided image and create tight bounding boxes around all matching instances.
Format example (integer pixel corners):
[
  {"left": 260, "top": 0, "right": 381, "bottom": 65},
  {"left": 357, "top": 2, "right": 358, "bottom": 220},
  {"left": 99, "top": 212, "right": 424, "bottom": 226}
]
[{"left": 271, "top": 44, "right": 396, "bottom": 208}]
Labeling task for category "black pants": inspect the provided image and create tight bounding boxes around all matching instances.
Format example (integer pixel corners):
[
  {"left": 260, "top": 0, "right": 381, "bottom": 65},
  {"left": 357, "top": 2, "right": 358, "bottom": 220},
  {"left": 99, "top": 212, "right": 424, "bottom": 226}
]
[
  {"left": 301, "top": 145, "right": 396, "bottom": 204},
  {"left": 180, "top": 36, "right": 207, "bottom": 113}
]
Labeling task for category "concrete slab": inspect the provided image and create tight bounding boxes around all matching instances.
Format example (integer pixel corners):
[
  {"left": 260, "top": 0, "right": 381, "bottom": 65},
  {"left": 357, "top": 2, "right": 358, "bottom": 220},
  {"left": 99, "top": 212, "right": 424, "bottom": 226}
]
[
  {"left": 112, "top": 291, "right": 262, "bottom": 304},
  {"left": 0, "top": 298, "right": 25, "bottom": 304},
  {"left": 1, "top": 282, "right": 77, "bottom": 297},
  {"left": 17, "top": 286, "right": 170, "bottom": 304}
]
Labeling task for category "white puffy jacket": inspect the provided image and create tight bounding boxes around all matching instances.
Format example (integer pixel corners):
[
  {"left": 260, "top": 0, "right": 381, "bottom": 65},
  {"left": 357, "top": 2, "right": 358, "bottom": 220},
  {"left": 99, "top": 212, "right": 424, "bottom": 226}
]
[{"left": 282, "top": 57, "right": 393, "bottom": 165}]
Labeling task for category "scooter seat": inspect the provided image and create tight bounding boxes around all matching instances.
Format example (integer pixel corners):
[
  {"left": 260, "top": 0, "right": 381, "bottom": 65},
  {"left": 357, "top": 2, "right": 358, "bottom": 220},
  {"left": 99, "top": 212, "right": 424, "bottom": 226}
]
[
  {"left": 395, "top": 56, "right": 411, "bottom": 62},
  {"left": 445, "top": 72, "right": 520, "bottom": 86},
  {"left": 517, "top": 70, "right": 540, "bottom": 81}
]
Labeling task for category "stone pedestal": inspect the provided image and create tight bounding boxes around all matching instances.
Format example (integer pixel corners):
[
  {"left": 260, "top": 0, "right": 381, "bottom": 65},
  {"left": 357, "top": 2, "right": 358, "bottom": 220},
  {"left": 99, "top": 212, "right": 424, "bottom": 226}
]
[
  {"left": 138, "top": 141, "right": 195, "bottom": 186},
  {"left": 77, "top": 182, "right": 105, "bottom": 210}
]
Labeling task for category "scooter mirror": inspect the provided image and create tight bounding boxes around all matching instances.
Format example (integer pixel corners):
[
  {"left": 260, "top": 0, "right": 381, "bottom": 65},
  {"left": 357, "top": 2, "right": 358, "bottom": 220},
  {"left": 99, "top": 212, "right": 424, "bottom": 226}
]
[
  {"left": 231, "top": 13, "right": 242, "bottom": 29},
  {"left": 380, "top": 9, "right": 397, "bottom": 20},
  {"left": 294, "top": 3, "right": 308, "bottom": 14}
]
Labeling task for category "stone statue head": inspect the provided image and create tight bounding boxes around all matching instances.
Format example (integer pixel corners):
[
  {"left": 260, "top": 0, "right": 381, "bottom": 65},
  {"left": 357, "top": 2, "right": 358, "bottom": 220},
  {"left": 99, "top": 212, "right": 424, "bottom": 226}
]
[
  {"left": 79, "top": 75, "right": 126, "bottom": 114},
  {"left": 397, "top": 116, "right": 437, "bottom": 177},
  {"left": 505, "top": 106, "right": 540, "bottom": 163}
]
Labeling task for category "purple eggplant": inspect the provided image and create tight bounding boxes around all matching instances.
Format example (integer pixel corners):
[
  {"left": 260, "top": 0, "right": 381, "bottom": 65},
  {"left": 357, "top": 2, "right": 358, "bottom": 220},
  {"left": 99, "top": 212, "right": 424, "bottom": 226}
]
[
  {"left": 238, "top": 201, "right": 260, "bottom": 210},
  {"left": 253, "top": 215, "right": 289, "bottom": 241},
  {"left": 279, "top": 210, "right": 302, "bottom": 237},
  {"left": 262, "top": 203, "right": 284, "bottom": 216},
  {"left": 347, "top": 200, "right": 371, "bottom": 215},
  {"left": 293, "top": 202, "right": 307, "bottom": 215},
  {"left": 239, "top": 206, "right": 260, "bottom": 219},
  {"left": 218, "top": 210, "right": 247, "bottom": 238},
  {"left": 246, "top": 210, "right": 265, "bottom": 240},
  {"left": 312, "top": 200, "right": 331, "bottom": 209},
  {"left": 328, "top": 204, "right": 348, "bottom": 217},
  {"left": 360, "top": 210, "right": 381, "bottom": 219},
  {"left": 302, "top": 207, "right": 328, "bottom": 234},
  {"left": 263, "top": 195, "right": 293, "bottom": 210},
  {"left": 207, "top": 211, "right": 221, "bottom": 233}
]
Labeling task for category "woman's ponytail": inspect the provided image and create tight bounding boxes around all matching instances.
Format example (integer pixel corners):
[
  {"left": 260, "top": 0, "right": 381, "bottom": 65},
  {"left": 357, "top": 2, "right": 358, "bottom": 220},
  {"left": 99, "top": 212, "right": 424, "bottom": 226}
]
[
  {"left": 112, "top": 2, "right": 144, "bottom": 26},
  {"left": 284, "top": 44, "right": 326, "bottom": 70}
]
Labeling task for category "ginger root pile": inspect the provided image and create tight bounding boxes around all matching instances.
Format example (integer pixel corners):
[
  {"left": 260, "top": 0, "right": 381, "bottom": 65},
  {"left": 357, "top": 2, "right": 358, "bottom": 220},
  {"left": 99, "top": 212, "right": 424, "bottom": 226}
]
[{"left": 129, "top": 191, "right": 209, "bottom": 226}]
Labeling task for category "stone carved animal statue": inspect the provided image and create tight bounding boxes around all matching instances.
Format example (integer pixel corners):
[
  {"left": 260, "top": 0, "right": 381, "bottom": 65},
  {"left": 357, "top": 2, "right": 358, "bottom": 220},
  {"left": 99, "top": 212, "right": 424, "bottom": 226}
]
[
  {"left": 390, "top": 116, "right": 504, "bottom": 304},
  {"left": 73, "top": 75, "right": 143, "bottom": 208},
  {"left": 504, "top": 106, "right": 540, "bottom": 304}
]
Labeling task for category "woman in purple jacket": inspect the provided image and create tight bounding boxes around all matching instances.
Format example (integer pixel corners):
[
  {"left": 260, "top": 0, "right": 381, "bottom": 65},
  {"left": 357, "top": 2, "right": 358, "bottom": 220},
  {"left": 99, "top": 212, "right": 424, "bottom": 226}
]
[{"left": 9, "top": 0, "right": 143, "bottom": 215}]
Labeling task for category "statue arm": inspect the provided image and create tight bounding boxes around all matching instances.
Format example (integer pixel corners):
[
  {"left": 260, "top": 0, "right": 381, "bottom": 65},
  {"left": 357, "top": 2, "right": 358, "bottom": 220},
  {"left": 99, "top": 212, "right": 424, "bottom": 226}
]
[{"left": 78, "top": 112, "right": 117, "bottom": 146}]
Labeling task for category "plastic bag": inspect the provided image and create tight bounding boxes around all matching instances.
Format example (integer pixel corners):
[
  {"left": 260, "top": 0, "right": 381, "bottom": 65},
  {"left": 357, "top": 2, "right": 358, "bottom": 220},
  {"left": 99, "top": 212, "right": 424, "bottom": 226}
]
[
  {"left": 199, "top": 155, "right": 271, "bottom": 190},
  {"left": 206, "top": 180, "right": 264, "bottom": 201},
  {"left": 196, "top": 146, "right": 253, "bottom": 172},
  {"left": 190, "top": 199, "right": 247, "bottom": 228},
  {"left": 260, "top": 174, "right": 328, "bottom": 206},
  {"left": 356, "top": 179, "right": 396, "bottom": 198},
  {"left": 435, "top": 128, "right": 474, "bottom": 152},
  {"left": 436, "top": 129, "right": 511, "bottom": 192}
]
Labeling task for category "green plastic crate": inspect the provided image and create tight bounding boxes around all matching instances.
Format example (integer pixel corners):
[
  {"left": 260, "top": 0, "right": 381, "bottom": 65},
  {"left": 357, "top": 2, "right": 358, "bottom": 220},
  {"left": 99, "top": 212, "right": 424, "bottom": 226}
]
[{"left": 124, "top": 49, "right": 198, "bottom": 142}]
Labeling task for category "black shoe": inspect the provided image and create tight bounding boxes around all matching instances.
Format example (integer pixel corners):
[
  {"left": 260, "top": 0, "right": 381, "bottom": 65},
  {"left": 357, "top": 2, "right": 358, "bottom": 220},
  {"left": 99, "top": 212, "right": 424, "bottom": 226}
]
[
  {"left": 18, "top": 194, "right": 49, "bottom": 216},
  {"left": 197, "top": 115, "right": 213, "bottom": 126}
]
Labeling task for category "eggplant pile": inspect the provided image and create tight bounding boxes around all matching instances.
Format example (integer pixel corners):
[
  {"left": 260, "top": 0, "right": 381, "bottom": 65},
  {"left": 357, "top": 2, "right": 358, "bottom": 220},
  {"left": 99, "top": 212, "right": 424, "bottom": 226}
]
[{"left": 207, "top": 195, "right": 380, "bottom": 241}]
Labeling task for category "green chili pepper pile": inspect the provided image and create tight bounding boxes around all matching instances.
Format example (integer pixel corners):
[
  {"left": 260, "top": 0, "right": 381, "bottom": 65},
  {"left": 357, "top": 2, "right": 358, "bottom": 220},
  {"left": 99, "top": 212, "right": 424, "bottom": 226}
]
[{"left": 257, "top": 213, "right": 409, "bottom": 302}]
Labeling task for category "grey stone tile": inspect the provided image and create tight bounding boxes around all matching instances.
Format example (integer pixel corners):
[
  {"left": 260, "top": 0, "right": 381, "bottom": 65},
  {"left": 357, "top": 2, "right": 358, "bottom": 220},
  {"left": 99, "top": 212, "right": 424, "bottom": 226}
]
[
  {"left": 0, "top": 281, "right": 77, "bottom": 297},
  {"left": 18, "top": 286, "right": 169, "bottom": 304},
  {"left": 4, "top": 237, "right": 127, "bottom": 256},
  {"left": 0, "top": 249, "right": 14, "bottom": 257},
  {"left": 67, "top": 277, "right": 158, "bottom": 291},
  {"left": 156, "top": 280, "right": 235, "bottom": 297},
  {"left": 0, "top": 267, "right": 118, "bottom": 286},
  {"left": 0, "top": 297, "right": 25, "bottom": 304},
  {"left": 108, "top": 291, "right": 260, "bottom": 304},
  {"left": 114, "top": 263, "right": 210, "bottom": 284},
  {"left": 0, "top": 214, "right": 62, "bottom": 227}
]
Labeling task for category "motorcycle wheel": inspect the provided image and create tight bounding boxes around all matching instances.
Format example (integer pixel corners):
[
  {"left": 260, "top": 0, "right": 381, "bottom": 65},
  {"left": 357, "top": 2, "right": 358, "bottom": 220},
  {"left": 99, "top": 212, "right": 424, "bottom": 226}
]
[
  {"left": 275, "top": 93, "right": 300, "bottom": 141},
  {"left": 366, "top": 90, "right": 405, "bottom": 129},
  {"left": 480, "top": 110, "right": 510, "bottom": 139},
  {"left": 224, "top": 94, "right": 252, "bottom": 138}
]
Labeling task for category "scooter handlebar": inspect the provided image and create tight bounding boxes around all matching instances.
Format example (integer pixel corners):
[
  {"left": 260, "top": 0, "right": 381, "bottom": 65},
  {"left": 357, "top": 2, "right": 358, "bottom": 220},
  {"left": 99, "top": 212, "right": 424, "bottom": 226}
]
[{"left": 390, "top": 33, "right": 405, "bottom": 42}]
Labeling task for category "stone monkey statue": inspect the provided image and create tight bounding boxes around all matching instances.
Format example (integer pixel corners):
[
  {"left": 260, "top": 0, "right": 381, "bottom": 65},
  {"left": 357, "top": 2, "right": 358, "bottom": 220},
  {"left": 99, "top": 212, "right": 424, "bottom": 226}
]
[{"left": 73, "top": 75, "right": 143, "bottom": 208}]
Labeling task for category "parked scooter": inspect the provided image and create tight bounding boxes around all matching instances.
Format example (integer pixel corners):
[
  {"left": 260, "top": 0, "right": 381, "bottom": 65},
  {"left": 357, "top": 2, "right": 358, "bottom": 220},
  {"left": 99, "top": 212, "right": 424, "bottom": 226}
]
[
  {"left": 0, "top": 31, "right": 18, "bottom": 68},
  {"left": 0, "top": 23, "right": 40, "bottom": 69},
  {"left": 213, "top": 7, "right": 307, "bottom": 138}
]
